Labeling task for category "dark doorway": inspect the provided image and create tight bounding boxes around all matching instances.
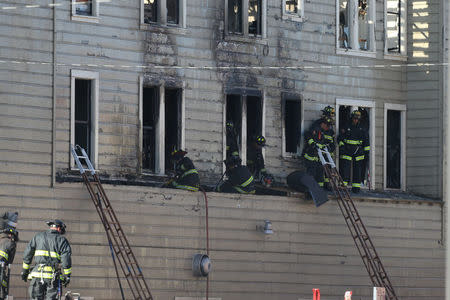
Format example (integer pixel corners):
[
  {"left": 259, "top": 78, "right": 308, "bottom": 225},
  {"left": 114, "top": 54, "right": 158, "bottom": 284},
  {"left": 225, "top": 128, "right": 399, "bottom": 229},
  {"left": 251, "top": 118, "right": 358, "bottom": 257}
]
[
  {"left": 386, "top": 110, "right": 401, "bottom": 189},
  {"left": 165, "top": 88, "right": 182, "bottom": 172},
  {"left": 142, "top": 87, "right": 159, "bottom": 172},
  {"left": 75, "top": 79, "right": 92, "bottom": 159},
  {"left": 226, "top": 94, "right": 243, "bottom": 157},
  {"left": 246, "top": 96, "right": 262, "bottom": 142},
  {"left": 284, "top": 97, "right": 301, "bottom": 153}
]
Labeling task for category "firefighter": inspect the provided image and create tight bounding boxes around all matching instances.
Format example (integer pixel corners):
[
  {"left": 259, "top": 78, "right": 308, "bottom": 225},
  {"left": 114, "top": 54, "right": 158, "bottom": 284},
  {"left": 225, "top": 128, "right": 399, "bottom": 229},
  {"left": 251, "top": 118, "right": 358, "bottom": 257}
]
[
  {"left": 302, "top": 118, "right": 329, "bottom": 188},
  {"left": 164, "top": 149, "right": 200, "bottom": 192},
  {"left": 247, "top": 135, "right": 274, "bottom": 187},
  {"left": 0, "top": 212, "right": 18, "bottom": 300},
  {"left": 338, "top": 110, "right": 370, "bottom": 193},
  {"left": 22, "top": 219, "right": 72, "bottom": 300},
  {"left": 226, "top": 121, "right": 240, "bottom": 160},
  {"left": 216, "top": 155, "right": 255, "bottom": 194}
]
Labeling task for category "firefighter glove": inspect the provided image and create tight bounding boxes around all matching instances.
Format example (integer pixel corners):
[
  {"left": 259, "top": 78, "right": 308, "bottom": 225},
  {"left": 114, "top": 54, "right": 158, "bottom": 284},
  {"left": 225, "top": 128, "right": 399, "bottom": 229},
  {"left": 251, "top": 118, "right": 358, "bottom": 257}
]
[
  {"left": 63, "top": 276, "right": 71, "bottom": 287},
  {"left": 21, "top": 269, "right": 29, "bottom": 282}
]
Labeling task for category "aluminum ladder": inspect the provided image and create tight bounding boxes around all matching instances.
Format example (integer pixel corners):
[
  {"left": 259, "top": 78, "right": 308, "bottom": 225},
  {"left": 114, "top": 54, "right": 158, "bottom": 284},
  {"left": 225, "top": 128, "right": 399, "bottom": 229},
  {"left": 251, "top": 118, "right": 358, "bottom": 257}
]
[
  {"left": 70, "top": 145, "right": 153, "bottom": 300},
  {"left": 317, "top": 147, "right": 398, "bottom": 300}
]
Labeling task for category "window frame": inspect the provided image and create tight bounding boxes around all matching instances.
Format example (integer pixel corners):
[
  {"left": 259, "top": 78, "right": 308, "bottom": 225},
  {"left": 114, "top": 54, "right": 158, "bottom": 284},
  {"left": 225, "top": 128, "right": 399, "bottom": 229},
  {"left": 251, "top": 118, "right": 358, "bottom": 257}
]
[
  {"left": 282, "top": 0, "right": 305, "bottom": 22},
  {"left": 281, "top": 93, "right": 303, "bottom": 158},
  {"left": 140, "top": 0, "right": 187, "bottom": 29},
  {"left": 139, "top": 77, "right": 185, "bottom": 175},
  {"left": 71, "top": 0, "right": 100, "bottom": 23},
  {"left": 335, "top": 0, "right": 376, "bottom": 57},
  {"left": 224, "top": 0, "right": 267, "bottom": 39},
  {"left": 383, "top": 0, "right": 407, "bottom": 60},
  {"left": 70, "top": 70, "right": 99, "bottom": 170},
  {"left": 222, "top": 89, "right": 265, "bottom": 168},
  {"left": 383, "top": 103, "right": 406, "bottom": 191},
  {"left": 336, "top": 98, "right": 375, "bottom": 189}
]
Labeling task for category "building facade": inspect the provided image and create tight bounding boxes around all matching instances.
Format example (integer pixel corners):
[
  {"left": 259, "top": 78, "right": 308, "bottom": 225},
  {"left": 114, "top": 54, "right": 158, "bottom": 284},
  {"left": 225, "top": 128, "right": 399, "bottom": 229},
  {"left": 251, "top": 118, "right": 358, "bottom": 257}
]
[{"left": 0, "top": 0, "right": 445, "bottom": 299}]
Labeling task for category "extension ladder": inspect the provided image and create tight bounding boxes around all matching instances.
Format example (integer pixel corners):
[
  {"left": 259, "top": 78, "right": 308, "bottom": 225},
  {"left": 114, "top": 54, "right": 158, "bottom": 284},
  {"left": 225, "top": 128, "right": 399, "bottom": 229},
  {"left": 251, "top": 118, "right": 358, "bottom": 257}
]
[
  {"left": 317, "top": 148, "right": 398, "bottom": 300},
  {"left": 71, "top": 145, "right": 153, "bottom": 300}
]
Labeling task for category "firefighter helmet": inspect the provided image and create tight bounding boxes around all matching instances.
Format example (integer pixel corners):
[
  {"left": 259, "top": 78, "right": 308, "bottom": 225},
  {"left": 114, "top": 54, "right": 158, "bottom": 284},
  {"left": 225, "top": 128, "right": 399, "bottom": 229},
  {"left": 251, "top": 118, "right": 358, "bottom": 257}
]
[
  {"left": 351, "top": 110, "right": 362, "bottom": 119},
  {"left": 224, "top": 155, "right": 242, "bottom": 168},
  {"left": 170, "top": 149, "right": 187, "bottom": 160},
  {"left": 46, "top": 219, "right": 67, "bottom": 235},
  {"left": 322, "top": 105, "right": 335, "bottom": 118},
  {"left": 254, "top": 135, "right": 266, "bottom": 146}
]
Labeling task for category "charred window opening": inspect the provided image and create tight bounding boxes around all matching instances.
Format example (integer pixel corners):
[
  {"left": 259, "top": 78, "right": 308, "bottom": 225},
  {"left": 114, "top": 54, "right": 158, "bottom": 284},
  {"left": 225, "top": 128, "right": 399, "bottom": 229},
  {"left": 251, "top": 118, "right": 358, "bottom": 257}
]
[
  {"left": 165, "top": 88, "right": 182, "bottom": 172},
  {"left": 283, "top": 96, "right": 302, "bottom": 154},
  {"left": 285, "top": 0, "right": 298, "bottom": 13},
  {"left": 142, "top": 87, "right": 159, "bottom": 172},
  {"left": 75, "top": 79, "right": 92, "bottom": 157},
  {"left": 228, "top": 0, "right": 243, "bottom": 34},
  {"left": 75, "top": 0, "right": 93, "bottom": 16},
  {"left": 246, "top": 95, "right": 262, "bottom": 144},
  {"left": 144, "top": 0, "right": 158, "bottom": 23},
  {"left": 167, "top": 0, "right": 180, "bottom": 25},
  {"left": 386, "top": 110, "right": 401, "bottom": 189},
  {"left": 248, "top": 0, "right": 262, "bottom": 35},
  {"left": 226, "top": 94, "right": 243, "bottom": 158}
]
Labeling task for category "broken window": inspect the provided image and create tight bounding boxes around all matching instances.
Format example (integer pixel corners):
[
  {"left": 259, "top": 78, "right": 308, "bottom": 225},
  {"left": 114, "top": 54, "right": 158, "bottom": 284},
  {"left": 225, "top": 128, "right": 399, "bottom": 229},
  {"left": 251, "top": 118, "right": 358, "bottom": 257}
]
[
  {"left": 283, "top": 96, "right": 302, "bottom": 154},
  {"left": 386, "top": 110, "right": 401, "bottom": 189},
  {"left": 338, "top": 0, "right": 375, "bottom": 51},
  {"left": 75, "top": 79, "right": 92, "bottom": 155},
  {"left": 228, "top": 0, "right": 243, "bottom": 34},
  {"left": 144, "top": 0, "right": 158, "bottom": 23},
  {"left": 142, "top": 87, "right": 159, "bottom": 172},
  {"left": 165, "top": 88, "right": 182, "bottom": 172},
  {"left": 167, "top": 0, "right": 180, "bottom": 25},
  {"left": 248, "top": 0, "right": 262, "bottom": 35}
]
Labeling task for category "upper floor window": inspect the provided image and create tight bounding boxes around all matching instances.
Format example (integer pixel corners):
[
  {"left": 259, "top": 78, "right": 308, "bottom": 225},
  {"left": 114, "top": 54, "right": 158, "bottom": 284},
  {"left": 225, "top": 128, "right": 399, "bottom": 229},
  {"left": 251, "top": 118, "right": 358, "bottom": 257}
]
[
  {"left": 283, "top": 0, "right": 304, "bottom": 21},
  {"left": 72, "top": 0, "right": 99, "bottom": 22},
  {"left": 142, "top": 0, "right": 186, "bottom": 28},
  {"left": 226, "top": 0, "right": 267, "bottom": 38},
  {"left": 282, "top": 94, "right": 302, "bottom": 157},
  {"left": 337, "top": 0, "right": 375, "bottom": 55},
  {"left": 384, "top": 0, "right": 407, "bottom": 57}
]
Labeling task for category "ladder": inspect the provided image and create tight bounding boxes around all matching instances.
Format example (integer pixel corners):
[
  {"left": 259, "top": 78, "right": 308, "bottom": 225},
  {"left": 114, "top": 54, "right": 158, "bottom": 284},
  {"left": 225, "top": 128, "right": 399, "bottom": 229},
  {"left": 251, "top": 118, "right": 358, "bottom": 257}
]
[
  {"left": 70, "top": 145, "right": 153, "bottom": 300},
  {"left": 317, "top": 148, "right": 398, "bottom": 300}
]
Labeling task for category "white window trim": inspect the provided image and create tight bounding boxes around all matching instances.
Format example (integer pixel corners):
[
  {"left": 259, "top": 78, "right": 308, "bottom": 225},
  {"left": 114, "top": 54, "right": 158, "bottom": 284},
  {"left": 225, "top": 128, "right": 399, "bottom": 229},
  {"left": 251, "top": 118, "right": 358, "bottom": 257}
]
[
  {"left": 71, "top": 0, "right": 100, "bottom": 23},
  {"left": 140, "top": 0, "right": 187, "bottom": 29},
  {"left": 224, "top": 0, "right": 267, "bottom": 39},
  {"left": 335, "top": 0, "right": 376, "bottom": 56},
  {"left": 383, "top": 0, "right": 407, "bottom": 59},
  {"left": 281, "top": 95, "right": 304, "bottom": 158},
  {"left": 139, "top": 78, "right": 185, "bottom": 175},
  {"left": 383, "top": 103, "right": 406, "bottom": 191},
  {"left": 70, "top": 70, "right": 99, "bottom": 169},
  {"left": 222, "top": 92, "right": 265, "bottom": 171},
  {"left": 336, "top": 98, "right": 376, "bottom": 189},
  {"left": 282, "top": 0, "right": 305, "bottom": 22}
]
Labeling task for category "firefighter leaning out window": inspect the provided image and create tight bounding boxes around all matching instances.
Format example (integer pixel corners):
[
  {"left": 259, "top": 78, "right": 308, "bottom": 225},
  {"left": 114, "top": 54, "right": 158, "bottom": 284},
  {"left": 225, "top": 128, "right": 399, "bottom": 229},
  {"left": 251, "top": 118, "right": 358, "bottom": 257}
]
[{"left": 22, "top": 219, "right": 72, "bottom": 300}]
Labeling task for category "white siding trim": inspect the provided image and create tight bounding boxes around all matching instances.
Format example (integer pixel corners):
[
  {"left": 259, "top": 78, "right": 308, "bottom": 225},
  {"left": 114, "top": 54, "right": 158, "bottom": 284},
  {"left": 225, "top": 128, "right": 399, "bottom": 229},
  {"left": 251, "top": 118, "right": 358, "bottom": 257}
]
[
  {"left": 138, "top": 76, "right": 144, "bottom": 173},
  {"left": 383, "top": 103, "right": 406, "bottom": 191},
  {"left": 241, "top": 97, "right": 248, "bottom": 165},
  {"left": 70, "top": 69, "right": 99, "bottom": 169},
  {"left": 180, "top": 83, "right": 186, "bottom": 151},
  {"left": 156, "top": 85, "right": 165, "bottom": 175},
  {"left": 336, "top": 98, "right": 376, "bottom": 189}
]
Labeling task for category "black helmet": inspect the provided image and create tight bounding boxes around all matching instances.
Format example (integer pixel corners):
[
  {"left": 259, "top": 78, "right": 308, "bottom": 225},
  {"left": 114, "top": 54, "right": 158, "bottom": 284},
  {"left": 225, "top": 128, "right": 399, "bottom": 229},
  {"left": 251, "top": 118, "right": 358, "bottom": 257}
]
[
  {"left": 224, "top": 155, "right": 242, "bottom": 168},
  {"left": 322, "top": 106, "right": 335, "bottom": 118},
  {"left": 170, "top": 149, "right": 187, "bottom": 160},
  {"left": 46, "top": 219, "right": 66, "bottom": 235},
  {"left": 2, "top": 211, "right": 18, "bottom": 230},
  {"left": 4, "top": 227, "right": 19, "bottom": 242},
  {"left": 351, "top": 110, "right": 362, "bottom": 119},
  {"left": 254, "top": 135, "right": 266, "bottom": 146}
]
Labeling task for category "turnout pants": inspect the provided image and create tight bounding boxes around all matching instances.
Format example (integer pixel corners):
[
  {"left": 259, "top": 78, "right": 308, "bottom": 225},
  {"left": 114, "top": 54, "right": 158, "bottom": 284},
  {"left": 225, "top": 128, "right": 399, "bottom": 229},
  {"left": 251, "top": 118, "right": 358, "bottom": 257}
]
[
  {"left": 303, "top": 159, "right": 324, "bottom": 187},
  {"left": 0, "top": 263, "right": 6, "bottom": 300},
  {"left": 340, "top": 155, "right": 364, "bottom": 190},
  {"left": 29, "top": 277, "right": 60, "bottom": 300}
]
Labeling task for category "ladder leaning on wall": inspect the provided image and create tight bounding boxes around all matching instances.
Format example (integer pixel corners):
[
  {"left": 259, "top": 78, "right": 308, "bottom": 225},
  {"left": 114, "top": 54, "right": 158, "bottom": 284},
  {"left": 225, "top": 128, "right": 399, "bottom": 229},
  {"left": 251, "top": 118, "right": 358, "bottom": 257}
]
[
  {"left": 70, "top": 145, "right": 153, "bottom": 300},
  {"left": 317, "top": 147, "right": 399, "bottom": 300}
]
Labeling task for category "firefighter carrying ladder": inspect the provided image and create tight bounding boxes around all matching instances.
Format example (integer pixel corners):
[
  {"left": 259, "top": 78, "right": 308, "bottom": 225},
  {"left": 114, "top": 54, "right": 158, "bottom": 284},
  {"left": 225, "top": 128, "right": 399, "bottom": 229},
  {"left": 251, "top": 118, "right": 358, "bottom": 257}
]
[
  {"left": 71, "top": 145, "right": 153, "bottom": 300},
  {"left": 317, "top": 147, "right": 398, "bottom": 300}
]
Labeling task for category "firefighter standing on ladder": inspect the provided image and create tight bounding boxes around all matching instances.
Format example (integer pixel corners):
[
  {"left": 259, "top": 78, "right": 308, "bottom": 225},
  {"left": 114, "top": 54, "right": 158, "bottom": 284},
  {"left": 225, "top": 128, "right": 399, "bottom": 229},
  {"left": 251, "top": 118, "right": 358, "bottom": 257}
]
[
  {"left": 338, "top": 109, "right": 370, "bottom": 193},
  {"left": 22, "top": 220, "right": 72, "bottom": 300},
  {"left": 0, "top": 212, "right": 19, "bottom": 300}
]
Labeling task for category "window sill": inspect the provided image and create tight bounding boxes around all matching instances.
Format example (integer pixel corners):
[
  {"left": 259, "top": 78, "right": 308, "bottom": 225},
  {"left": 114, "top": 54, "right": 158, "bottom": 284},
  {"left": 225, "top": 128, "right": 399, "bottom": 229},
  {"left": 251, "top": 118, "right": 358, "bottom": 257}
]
[
  {"left": 140, "top": 23, "right": 188, "bottom": 35},
  {"left": 282, "top": 13, "right": 305, "bottom": 23},
  {"left": 383, "top": 53, "right": 407, "bottom": 61},
  {"left": 282, "top": 153, "right": 300, "bottom": 159},
  {"left": 72, "top": 15, "right": 99, "bottom": 24},
  {"left": 336, "top": 48, "right": 376, "bottom": 58},
  {"left": 224, "top": 34, "right": 268, "bottom": 45}
]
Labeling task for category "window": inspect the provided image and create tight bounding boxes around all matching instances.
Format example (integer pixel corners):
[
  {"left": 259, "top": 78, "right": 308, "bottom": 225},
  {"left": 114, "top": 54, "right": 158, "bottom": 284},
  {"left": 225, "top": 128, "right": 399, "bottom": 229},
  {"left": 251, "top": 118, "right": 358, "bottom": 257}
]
[
  {"left": 282, "top": 94, "right": 302, "bottom": 156},
  {"left": 71, "top": 70, "right": 99, "bottom": 169},
  {"left": 225, "top": 0, "right": 267, "bottom": 38},
  {"left": 384, "top": 104, "right": 406, "bottom": 190},
  {"left": 384, "top": 0, "right": 407, "bottom": 57},
  {"left": 224, "top": 91, "right": 264, "bottom": 164},
  {"left": 142, "top": 0, "right": 186, "bottom": 28},
  {"left": 72, "top": 0, "right": 99, "bottom": 22},
  {"left": 140, "top": 81, "right": 184, "bottom": 174},
  {"left": 337, "top": 0, "right": 375, "bottom": 55},
  {"left": 282, "top": 0, "right": 304, "bottom": 21}
]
